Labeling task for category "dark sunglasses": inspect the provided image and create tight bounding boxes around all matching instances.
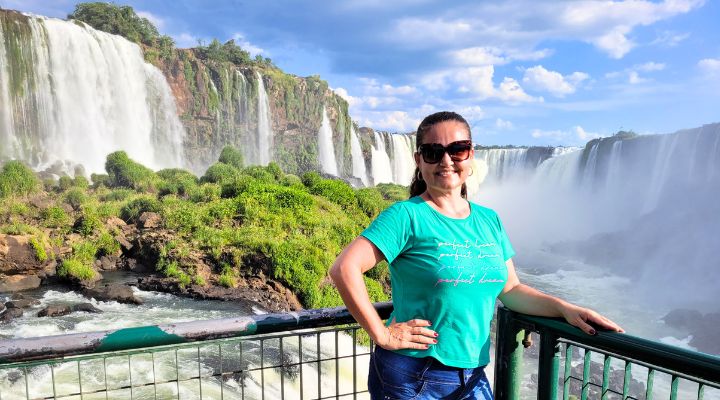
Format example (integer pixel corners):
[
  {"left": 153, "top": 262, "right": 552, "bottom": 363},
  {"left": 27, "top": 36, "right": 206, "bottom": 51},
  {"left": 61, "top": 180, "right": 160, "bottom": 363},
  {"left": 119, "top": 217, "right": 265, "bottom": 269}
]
[{"left": 417, "top": 140, "right": 473, "bottom": 164}]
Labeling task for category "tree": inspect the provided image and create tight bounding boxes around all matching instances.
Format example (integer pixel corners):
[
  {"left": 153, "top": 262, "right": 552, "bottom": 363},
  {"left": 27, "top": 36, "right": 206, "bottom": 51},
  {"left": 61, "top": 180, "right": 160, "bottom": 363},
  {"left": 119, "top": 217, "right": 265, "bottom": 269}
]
[{"left": 68, "top": 2, "right": 160, "bottom": 46}]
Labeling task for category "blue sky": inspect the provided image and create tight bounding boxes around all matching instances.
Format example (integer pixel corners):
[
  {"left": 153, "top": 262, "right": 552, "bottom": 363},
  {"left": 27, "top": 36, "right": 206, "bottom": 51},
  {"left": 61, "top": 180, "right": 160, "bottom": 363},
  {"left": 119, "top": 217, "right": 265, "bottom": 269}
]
[{"left": 7, "top": 0, "right": 720, "bottom": 146}]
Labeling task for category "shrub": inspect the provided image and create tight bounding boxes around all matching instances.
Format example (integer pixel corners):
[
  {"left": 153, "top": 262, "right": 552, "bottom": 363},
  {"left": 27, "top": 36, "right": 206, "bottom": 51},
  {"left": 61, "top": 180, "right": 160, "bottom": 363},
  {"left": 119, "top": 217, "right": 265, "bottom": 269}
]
[
  {"left": 218, "top": 145, "right": 244, "bottom": 169},
  {"left": 105, "top": 151, "right": 158, "bottom": 191},
  {"left": 120, "top": 196, "right": 162, "bottom": 222},
  {"left": 220, "top": 175, "right": 256, "bottom": 198},
  {"left": 241, "top": 166, "right": 275, "bottom": 183},
  {"left": 74, "top": 212, "right": 101, "bottom": 237},
  {"left": 376, "top": 183, "right": 408, "bottom": 202},
  {"left": 29, "top": 236, "right": 48, "bottom": 262},
  {"left": 162, "top": 198, "right": 204, "bottom": 233},
  {"left": 201, "top": 162, "right": 239, "bottom": 185},
  {"left": 58, "top": 176, "right": 73, "bottom": 191},
  {"left": 308, "top": 179, "right": 356, "bottom": 209},
  {"left": 266, "top": 162, "right": 283, "bottom": 180},
  {"left": 193, "top": 275, "right": 206, "bottom": 286},
  {"left": 218, "top": 266, "right": 237, "bottom": 288},
  {"left": 157, "top": 168, "right": 198, "bottom": 197},
  {"left": 188, "top": 183, "right": 221, "bottom": 203},
  {"left": 355, "top": 188, "right": 387, "bottom": 218},
  {"left": 57, "top": 259, "right": 96, "bottom": 281},
  {"left": 279, "top": 174, "right": 303, "bottom": 187},
  {"left": 102, "top": 188, "right": 134, "bottom": 201},
  {"left": 64, "top": 188, "right": 87, "bottom": 210},
  {"left": 95, "top": 231, "right": 120, "bottom": 257},
  {"left": 90, "top": 173, "right": 110, "bottom": 188},
  {"left": 0, "top": 161, "right": 40, "bottom": 198},
  {"left": 73, "top": 175, "right": 90, "bottom": 189},
  {"left": 301, "top": 171, "right": 322, "bottom": 188},
  {"left": 42, "top": 206, "right": 71, "bottom": 228},
  {"left": 72, "top": 241, "right": 98, "bottom": 264}
]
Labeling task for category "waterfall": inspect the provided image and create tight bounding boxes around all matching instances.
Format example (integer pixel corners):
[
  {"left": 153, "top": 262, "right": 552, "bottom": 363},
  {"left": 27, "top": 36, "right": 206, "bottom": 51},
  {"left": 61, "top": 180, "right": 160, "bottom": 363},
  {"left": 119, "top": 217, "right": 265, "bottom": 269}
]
[
  {"left": 256, "top": 71, "right": 273, "bottom": 166},
  {"left": 370, "top": 132, "right": 393, "bottom": 185},
  {"left": 389, "top": 134, "right": 415, "bottom": 186},
  {"left": 0, "top": 14, "right": 185, "bottom": 175},
  {"left": 317, "top": 107, "right": 338, "bottom": 176},
  {"left": 349, "top": 126, "right": 369, "bottom": 186}
]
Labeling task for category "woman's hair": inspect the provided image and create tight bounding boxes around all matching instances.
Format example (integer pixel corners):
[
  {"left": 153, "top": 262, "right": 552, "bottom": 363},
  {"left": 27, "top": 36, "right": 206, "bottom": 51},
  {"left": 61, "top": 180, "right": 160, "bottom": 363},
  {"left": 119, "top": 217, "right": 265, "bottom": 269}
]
[{"left": 409, "top": 111, "right": 471, "bottom": 199}]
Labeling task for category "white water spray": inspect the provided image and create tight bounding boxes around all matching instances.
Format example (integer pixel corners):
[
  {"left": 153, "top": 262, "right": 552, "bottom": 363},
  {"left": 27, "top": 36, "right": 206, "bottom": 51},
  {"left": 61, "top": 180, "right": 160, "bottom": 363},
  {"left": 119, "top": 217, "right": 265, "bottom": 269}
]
[
  {"left": 256, "top": 71, "right": 274, "bottom": 165},
  {"left": 317, "top": 107, "right": 338, "bottom": 176}
]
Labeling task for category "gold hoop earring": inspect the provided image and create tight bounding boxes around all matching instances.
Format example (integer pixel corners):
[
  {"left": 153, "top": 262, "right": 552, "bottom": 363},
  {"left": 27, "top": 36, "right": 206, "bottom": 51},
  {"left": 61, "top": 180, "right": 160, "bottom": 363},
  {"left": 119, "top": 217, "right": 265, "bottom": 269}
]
[
  {"left": 415, "top": 169, "right": 423, "bottom": 181},
  {"left": 469, "top": 167, "right": 474, "bottom": 177}
]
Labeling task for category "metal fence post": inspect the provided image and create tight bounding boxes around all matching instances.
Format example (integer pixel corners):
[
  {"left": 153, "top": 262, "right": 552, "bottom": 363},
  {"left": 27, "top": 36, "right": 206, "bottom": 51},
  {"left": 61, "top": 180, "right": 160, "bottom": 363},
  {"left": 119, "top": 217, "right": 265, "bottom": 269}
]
[
  {"left": 537, "top": 332, "right": 561, "bottom": 400},
  {"left": 494, "top": 308, "right": 524, "bottom": 400}
]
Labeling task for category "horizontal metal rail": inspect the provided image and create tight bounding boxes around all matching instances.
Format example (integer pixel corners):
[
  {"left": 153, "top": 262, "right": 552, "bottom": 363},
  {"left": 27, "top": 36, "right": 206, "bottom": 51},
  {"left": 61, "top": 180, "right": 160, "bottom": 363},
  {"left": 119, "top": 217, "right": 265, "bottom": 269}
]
[
  {"left": 0, "top": 302, "right": 394, "bottom": 363},
  {"left": 494, "top": 307, "right": 720, "bottom": 400}
]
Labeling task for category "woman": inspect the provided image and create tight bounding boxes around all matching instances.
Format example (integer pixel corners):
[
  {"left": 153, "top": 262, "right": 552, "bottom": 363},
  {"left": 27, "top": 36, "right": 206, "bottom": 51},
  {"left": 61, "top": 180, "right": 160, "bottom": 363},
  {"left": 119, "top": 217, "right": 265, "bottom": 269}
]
[{"left": 329, "top": 111, "right": 623, "bottom": 399}]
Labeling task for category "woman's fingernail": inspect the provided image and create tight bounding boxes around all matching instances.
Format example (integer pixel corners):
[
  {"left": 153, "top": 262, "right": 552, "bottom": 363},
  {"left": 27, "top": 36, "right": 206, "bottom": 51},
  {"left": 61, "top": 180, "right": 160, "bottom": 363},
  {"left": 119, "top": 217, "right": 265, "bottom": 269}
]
[
  {"left": 427, "top": 321, "right": 432, "bottom": 325},
  {"left": 433, "top": 339, "right": 437, "bottom": 344},
  {"left": 589, "top": 329, "right": 596, "bottom": 335},
  {"left": 434, "top": 332, "right": 439, "bottom": 337}
]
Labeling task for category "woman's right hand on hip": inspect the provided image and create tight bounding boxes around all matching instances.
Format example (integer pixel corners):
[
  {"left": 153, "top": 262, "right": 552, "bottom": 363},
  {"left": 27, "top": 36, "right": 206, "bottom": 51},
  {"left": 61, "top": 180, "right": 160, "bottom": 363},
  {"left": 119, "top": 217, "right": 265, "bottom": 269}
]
[{"left": 376, "top": 318, "right": 438, "bottom": 350}]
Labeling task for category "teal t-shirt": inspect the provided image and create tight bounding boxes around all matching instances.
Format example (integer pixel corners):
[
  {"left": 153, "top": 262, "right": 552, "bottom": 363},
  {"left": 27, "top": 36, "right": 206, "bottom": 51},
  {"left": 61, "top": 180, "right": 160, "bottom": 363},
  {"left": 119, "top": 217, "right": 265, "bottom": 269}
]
[{"left": 361, "top": 196, "right": 515, "bottom": 368}]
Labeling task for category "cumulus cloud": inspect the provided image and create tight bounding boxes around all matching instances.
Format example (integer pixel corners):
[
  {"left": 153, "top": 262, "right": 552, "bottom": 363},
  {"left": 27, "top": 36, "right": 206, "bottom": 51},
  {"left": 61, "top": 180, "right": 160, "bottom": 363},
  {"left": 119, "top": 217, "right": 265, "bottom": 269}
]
[
  {"left": 698, "top": 58, "right": 720, "bottom": 75},
  {"left": 450, "top": 46, "right": 551, "bottom": 66},
  {"left": 426, "top": 66, "right": 540, "bottom": 103},
  {"left": 333, "top": 87, "right": 361, "bottom": 108},
  {"left": 522, "top": 65, "right": 589, "bottom": 97},
  {"left": 137, "top": 11, "right": 165, "bottom": 30},
  {"left": 574, "top": 126, "right": 601, "bottom": 141},
  {"left": 361, "top": 111, "right": 420, "bottom": 132},
  {"left": 231, "top": 33, "right": 265, "bottom": 56},
  {"left": 173, "top": 33, "right": 199, "bottom": 48},
  {"left": 393, "top": 17, "right": 472, "bottom": 47}
]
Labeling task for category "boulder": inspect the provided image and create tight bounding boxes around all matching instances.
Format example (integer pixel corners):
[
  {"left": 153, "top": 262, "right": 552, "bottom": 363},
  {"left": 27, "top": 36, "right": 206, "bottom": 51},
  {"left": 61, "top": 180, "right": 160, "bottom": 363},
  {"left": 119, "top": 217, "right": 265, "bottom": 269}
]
[
  {"left": 0, "top": 307, "right": 23, "bottom": 323},
  {"left": 138, "top": 212, "right": 162, "bottom": 229},
  {"left": 5, "top": 298, "right": 40, "bottom": 309},
  {"left": 72, "top": 303, "right": 103, "bottom": 313},
  {"left": 37, "top": 305, "right": 72, "bottom": 317},
  {"left": 83, "top": 283, "right": 143, "bottom": 305},
  {"left": 0, "top": 274, "right": 41, "bottom": 292},
  {"left": 0, "top": 235, "right": 40, "bottom": 275}
]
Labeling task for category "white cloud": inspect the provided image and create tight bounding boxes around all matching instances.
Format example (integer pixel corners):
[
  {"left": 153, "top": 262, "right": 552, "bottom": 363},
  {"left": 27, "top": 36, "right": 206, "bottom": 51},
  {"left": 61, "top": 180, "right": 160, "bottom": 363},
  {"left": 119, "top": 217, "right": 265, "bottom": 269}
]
[
  {"left": 497, "top": 77, "right": 539, "bottom": 104},
  {"left": 495, "top": 118, "right": 514, "bottom": 130},
  {"left": 651, "top": 31, "right": 690, "bottom": 47},
  {"left": 231, "top": 33, "right": 265, "bottom": 56},
  {"left": 333, "top": 87, "right": 361, "bottom": 108},
  {"left": 592, "top": 26, "right": 634, "bottom": 59},
  {"left": 361, "top": 111, "right": 419, "bottom": 132},
  {"left": 574, "top": 126, "right": 601, "bottom": 141},
  {"left": 433, "top": 66, "right": 540, "bottom": 104},
  {"left": 698, "top": 58, "right": 720, "bottom": 75},
  {"left": 173, "top": 33, "right": 199, "bottom": 48},
  {"left": 605, "top": 61, "right": 666, "bottom": 84},
  {"left": 457, "top": 106, "right": 485, "bottom": 121},
  {"left": 522, "top": 65, "right": 589, "bottom": 97},
  {"left": 450, "top": 46, "right": 551, "bottom": 66},
  {"left": 137, "top": 11, "right": 165, "bottom": 30}
]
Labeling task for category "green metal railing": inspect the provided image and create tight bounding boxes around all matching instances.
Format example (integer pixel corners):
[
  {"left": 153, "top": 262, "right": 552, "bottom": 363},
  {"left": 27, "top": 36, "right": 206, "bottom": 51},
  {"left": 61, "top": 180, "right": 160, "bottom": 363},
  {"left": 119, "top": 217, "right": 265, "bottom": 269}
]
[
  {"left": 2, "top": 303, "right": 719, "bottom": 399},
  {"left": 494, "top": 307, "right": 720, "bottom": 400}
]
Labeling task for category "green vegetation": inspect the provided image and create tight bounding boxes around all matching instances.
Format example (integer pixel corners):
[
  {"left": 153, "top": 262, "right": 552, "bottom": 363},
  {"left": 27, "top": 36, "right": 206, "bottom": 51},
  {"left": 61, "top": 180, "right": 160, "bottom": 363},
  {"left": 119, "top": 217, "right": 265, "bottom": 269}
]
[
  {"left": 0, "top": 160, "right": 40, "bottom": 198},
  {"left": 0, "top": 151, "right": 401, "bottom": 309},
  {"left": 68, "top": 2, "right": 169, "bottom": 48}
]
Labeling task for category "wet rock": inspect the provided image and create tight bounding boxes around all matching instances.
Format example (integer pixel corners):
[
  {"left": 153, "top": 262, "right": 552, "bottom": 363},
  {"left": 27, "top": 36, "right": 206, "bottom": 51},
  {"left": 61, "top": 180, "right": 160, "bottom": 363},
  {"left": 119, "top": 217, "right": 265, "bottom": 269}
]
[
  {"left": 115, "top": 235, "right": 133, "bottom": 252},
  {"left": 5, "top": 298, "right": 40, "bottom": 309},
  {"left": 0, "top": 274, "right": 41, "bottom": 292},
  {"left": 72, "top": 303, "right": 103, "bottom": 313},
  {"left": 138, "top": 212, "right": 162, "bottom": 229},
  {"left": 37, "top": 305, "right": 72, "bottom": 317},
  {"left": 0, "top": 307, "right": 23, "bottom": 323},
  {"left": 0, "top": 235, "right": 39, "bottom": 275},
  {"left": 97, "top": 255, "right": 120, "bottom": 271},
  {"left": 83, "top": 283, "right": 143, "bottom": 305}
]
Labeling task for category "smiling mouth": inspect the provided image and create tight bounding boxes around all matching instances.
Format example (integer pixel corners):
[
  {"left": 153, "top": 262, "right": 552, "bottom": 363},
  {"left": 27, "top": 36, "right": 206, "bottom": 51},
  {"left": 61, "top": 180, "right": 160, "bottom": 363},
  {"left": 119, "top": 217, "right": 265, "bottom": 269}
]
[{"left": 435, "top": 170, "right": 457, "bottom": 176}]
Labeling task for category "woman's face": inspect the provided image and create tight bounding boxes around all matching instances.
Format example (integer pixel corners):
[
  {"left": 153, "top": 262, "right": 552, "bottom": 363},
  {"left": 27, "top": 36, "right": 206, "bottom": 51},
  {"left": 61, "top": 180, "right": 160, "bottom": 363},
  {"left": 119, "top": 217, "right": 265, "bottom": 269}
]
[{"left": 414, "top": 120, "right": 473, "bottom": 195}]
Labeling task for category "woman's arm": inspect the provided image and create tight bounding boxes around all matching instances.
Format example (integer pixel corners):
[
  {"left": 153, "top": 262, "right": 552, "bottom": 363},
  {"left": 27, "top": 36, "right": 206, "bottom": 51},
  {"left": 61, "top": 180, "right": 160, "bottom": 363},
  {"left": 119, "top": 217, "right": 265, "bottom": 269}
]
[
  {"left": 498, "top": 259, "right": 624, "bottom": 334},
  {"left": 329, "top": 236, "right": 437, "bottom": 350}
]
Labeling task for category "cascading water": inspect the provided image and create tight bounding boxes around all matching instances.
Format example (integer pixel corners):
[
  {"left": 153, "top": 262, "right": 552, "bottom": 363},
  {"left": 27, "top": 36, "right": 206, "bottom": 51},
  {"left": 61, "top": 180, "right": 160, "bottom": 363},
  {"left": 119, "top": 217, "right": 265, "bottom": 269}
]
[
  {"left": 349, "top": 125, "right": 369, "bottom": 186},
  {"left": 317, "top": 107, "right": 338, "bottom": 176},
  {"left": 256, "top": 71, "right": 273, "bottom": 166},
  {"left": 370, "top": 132, "right": 393, "bottom": 185},
  {"left": 0, "top": 14, "right": 185, "bottom": 175},
  {"left": 389, "top": 134, "right": 415, "bottom": 186}
]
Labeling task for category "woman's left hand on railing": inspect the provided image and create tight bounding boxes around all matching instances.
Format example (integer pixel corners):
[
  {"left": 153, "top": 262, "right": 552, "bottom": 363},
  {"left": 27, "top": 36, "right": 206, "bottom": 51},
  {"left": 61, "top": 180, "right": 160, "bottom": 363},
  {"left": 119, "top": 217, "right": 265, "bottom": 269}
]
[{"left": 560, "top": 303, "right": 625, "bottom": 335}]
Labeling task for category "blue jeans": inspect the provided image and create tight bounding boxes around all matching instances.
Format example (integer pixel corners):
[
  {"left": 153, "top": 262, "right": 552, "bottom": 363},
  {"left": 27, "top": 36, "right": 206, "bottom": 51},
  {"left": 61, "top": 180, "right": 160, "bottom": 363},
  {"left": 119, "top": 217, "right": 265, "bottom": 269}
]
[{"left": 367, "top": 346, "right": 494, "bottom": 399}]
